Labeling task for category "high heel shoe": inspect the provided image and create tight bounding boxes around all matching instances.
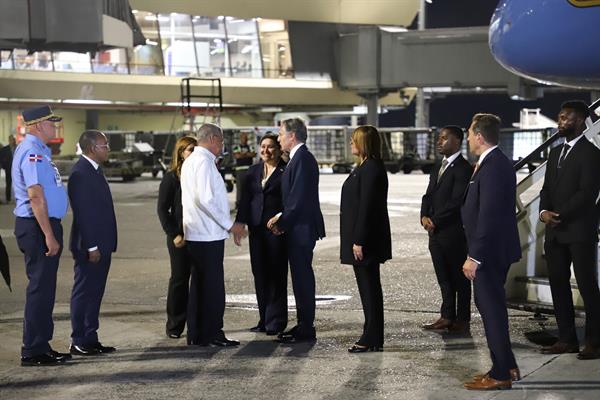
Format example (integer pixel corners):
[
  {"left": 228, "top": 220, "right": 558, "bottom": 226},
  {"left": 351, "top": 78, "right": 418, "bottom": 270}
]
[{"left": 348, "top": 344, "right": 383, "bottom": 353}]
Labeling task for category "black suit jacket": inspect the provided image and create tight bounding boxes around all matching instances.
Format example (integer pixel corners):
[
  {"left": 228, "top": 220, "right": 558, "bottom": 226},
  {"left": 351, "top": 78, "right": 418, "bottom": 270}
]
[
  {"left": 236, "top": 160, "right": 286, "bottom": 229},
  {"left": 157, "top": 170, "right": 183, "bottom": 237},
  {"left": 278, "top": 145, "right": 325, "bottom": 246},
  {"left": 421, "top": 155, "right": 472, "bottom": 232},
  {"left": 540, "top": 137, "right": 600, "bottom": 244},
  {"left": 68, "top": 157, "right": 117, "bottom": 261},
  {"left": 461, "top": 148, "right": 521, "bottom": 268},
  {"left": 340, "top": 158, "right": 391, "bottom": 265}
]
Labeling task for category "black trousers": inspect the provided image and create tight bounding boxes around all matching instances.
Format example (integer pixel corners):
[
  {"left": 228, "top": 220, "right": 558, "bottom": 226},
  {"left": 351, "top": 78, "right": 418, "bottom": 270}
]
[
  {"left": 353, "top": 263, "right": 384, "bottom": 347},
  {"left": 545, "top": 239, "right": 600, "bottom": 347},
  {"left": 15, "top": 217, "right": 63, "bottom": 357},
  {"left": 474, "top": 262, "right": 517, "bottom": 381},
  {"left": 186, "top": 240, "right": 225, "bottom": 344},
  {"left": 70, "top": 254, "right": 111, "bottom": 346},
  {"left": 165, "top": 235, "right": 192, "bottom": 335},
  {"left": 428, "top": 227, "right": 471, "bottom": 321},
  {"left": 249, "top": 226, "right": 288, "bottom": 331},
  {"left": 288, "top": 241, "right": 316, "bottom": 337}
]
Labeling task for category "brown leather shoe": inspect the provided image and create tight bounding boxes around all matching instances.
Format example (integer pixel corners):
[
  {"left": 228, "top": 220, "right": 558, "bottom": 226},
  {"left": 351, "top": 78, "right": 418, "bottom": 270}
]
[
  {"left": 472, "top": 368, "right": 520, "bottom": 382},
  {"left": 447, "top": 320, "right": 470, "bottom": 334},
  {"left": 422, "top": 317, "right": 452, "bottom": 330},
  {"left": 577, "top": 346, "right": 600, "bottom": 360},
  {"left": 464, "top": 376, "right": 511, "bottom": 390},
  {"left": 540, "top": 342, "right": 579, "bottom": 354}
]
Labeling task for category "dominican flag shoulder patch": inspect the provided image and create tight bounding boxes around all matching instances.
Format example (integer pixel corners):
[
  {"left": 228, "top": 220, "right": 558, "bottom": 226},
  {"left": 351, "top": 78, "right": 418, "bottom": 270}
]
[{"left": 28, "top": 154, "right": 43, "bottom": 162}]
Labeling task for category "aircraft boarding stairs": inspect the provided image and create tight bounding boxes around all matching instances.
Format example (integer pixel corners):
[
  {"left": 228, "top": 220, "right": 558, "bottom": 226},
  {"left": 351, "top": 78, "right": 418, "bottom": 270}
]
[{"left": 507, "top": 99, "right": 600, "bottom": 316}]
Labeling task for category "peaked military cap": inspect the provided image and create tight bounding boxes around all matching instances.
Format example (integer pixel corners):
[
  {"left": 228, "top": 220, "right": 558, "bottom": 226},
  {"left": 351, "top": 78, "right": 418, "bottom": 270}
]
[{"left": 22, "top": 105, "right": 62, "bottom": 126}]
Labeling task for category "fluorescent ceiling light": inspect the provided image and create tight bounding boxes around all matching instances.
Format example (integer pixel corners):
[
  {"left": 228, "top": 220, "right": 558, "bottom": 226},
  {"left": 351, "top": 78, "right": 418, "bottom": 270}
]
[
  {"left": 62, "top": 99, "right": 113, "bottom": 105},
  {"left": 379, "top": 26, "right": 408, "bottom": 33}
]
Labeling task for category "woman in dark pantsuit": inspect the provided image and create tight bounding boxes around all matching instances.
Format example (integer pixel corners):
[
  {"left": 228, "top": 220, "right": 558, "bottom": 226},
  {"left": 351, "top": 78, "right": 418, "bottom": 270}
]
[
  {"left": 236, "top": 134, "right": 288, "bottom": 334},
  {"left": 157, "top": 136, "right": 197, "bottom": 338},
  {"left": 340, "top": 125, "right": 392, "bottom": 353}
]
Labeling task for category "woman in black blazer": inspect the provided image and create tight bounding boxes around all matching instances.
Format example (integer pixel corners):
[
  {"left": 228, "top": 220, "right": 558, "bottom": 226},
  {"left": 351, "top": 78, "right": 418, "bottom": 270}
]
[
  {"left": 340, "top": 125, "right": 392, "bottom": 353},
  {"left": 236, "top": 134, "right": 288, "bottom": 334},
  {"left": 157, "top": 136, "right": 197, "bottom": 339}
]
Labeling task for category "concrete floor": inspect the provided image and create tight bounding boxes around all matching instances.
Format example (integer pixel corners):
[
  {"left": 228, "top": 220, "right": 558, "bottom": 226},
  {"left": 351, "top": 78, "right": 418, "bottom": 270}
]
[{"left": 0, "top": 172, "right": 599, "bottom": 400}]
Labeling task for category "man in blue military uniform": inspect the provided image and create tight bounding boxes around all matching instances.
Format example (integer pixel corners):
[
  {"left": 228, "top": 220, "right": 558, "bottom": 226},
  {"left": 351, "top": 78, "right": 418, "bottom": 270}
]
[{"left": 12, "top": 105, "right": 71, "bottom": 366}]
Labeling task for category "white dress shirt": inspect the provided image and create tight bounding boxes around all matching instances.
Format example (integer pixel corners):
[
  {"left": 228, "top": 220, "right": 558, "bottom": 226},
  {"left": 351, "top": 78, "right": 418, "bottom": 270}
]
[
  {"left": 181, "top": 146, "right": 233, "bottom": 241},
  {"left": 289, "top": 142, "right": 305, "bottom": 161}
]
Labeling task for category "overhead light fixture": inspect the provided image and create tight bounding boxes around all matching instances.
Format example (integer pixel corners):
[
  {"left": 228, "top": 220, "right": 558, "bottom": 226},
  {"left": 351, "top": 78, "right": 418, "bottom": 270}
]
[{"left": 379, "top": 26, "right": 408, "bottom": 33}]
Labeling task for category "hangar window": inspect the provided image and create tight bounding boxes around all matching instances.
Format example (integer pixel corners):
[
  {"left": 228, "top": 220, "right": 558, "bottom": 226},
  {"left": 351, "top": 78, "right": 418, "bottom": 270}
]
[
  {"left": 192, "top": 16, "right": 230, "bottom": 77},
  {"left": 92, "top": 49, "right": 129, "bottom": 74},
  {"left": 128, "top": 11, "right": 164, "bottom": 75},
  {"left": 53, "top": 52, "right": 92, "bottom": 73},
  {"left": 158, "top": 13, "right": 197, "bottom": 77},
  {"left": 225, "top": 18, "right": 262, "bottom": 78},
  {"left": 257, "top": 19, "right": 293, "bottom": 78},
  {"left": 13, "top": 49, "right": 53, "bottom": 71},
  {"left": 0, "top": 51, "right": 13, "bottom": 69}
]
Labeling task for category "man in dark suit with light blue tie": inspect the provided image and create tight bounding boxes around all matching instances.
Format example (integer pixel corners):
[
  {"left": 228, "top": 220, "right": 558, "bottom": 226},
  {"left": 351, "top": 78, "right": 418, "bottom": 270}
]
[
  {"left": 68, "top": 130, "right": 117, "bottom": 356},
  {"left": 461, "top": 114, "right": 521, "bottom": 391},
  {"left": 268, "top": 118, "right": 325, "bottom": 343}
]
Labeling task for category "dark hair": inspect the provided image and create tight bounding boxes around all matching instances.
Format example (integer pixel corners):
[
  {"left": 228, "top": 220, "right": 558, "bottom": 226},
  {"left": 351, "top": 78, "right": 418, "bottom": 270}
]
[
  {"left": 441, "top": 125, "right": 464, "bottom": 144},
  {"left": 79, "top": 130, "right": 106, "bottom": 153},
  {"left": 352, "top": 125, "right": 382, "bottom": 160},
  {"left": 561, "top": 100, "right": 590, "bottom": 119},
  {"left": 260, "top": 133, "right": 281, "bottom": 149},
  {"left": 471, "top": 113, "right": 501, "bottom": 145},
  {"left": 282, "top": 118, "right": 307, "bottom": 142}
]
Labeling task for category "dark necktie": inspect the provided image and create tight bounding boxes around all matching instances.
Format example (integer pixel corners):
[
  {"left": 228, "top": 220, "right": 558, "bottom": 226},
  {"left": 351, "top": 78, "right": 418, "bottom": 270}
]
[
  {"left": 437, "top": 159, "right": 449, "bottom": 182},
  {"left": 97, "top": 166, "right": 104, "bottom": 175},
  {"left": 557, "top": 143, "right": 571, "bottom": 168}
]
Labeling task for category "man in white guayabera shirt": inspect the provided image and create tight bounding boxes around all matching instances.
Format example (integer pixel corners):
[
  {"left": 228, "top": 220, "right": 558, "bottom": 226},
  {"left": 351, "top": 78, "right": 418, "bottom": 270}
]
[{"left": 181, "top": 123, "right": 247, "bottom": 347}]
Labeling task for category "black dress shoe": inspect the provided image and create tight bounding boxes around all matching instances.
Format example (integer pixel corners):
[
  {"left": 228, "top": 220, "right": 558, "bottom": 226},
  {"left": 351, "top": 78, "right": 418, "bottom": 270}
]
[
  {"left": 94, "top": 343, "right": 116, "bottom": 353},
  {"left": 249, "top": 325, "right": 266, "bottom": 333},
  {"left": 210, "top": 337, "right": 240, "bottom": 347},
  {"left": 266, "top": 330, "right": 282, "bottom": 336},
  {"left": 70, "top": 344, "right": 100, "bottom": 356},
  {"left": 167, "top": 332, "right": 181, "bottom": 339},
  {"left": 49, "top": 349, "right": 72, "bottom": 361},
  {"left": 21, "top": 352, "right": 69, "bottom": 366},
  {"left": 348, "top": 345, "right": 383, "bottom": 353},
  {"left": 276, "top": 334, "right": 316, "bottom": 344},
  {"left": 577, "top": 346, "right": 600, "bottom": 360}
]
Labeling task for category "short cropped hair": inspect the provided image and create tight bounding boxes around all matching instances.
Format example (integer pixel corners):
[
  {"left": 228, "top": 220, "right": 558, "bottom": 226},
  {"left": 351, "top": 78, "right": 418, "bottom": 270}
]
[
  {"left": 441, "top": 125, "right": 464, "bottom": 144},
  {"left": 197, "top": 123, "right": 223, "bottom": 142},
  {"left": 282, "top": 118, "right": 307, "bottom": 142},
  {"left": 471, "top": 113, "right": 501, "bottom": 145},
  {"left": 79, "top": 130, "right": 106, "bottom": 153},
  {"left": 561, "top": 100, "right": 589, "bottom": 119}
]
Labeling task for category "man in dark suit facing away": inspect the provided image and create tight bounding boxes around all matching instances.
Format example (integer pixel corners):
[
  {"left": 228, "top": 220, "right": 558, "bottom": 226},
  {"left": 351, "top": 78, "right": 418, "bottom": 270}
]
[
  {"left": 267, "top": 118, "right": 325, "bottom": 343},
  {"left": 539, "top": 100, "right": 600, "bottom": 359},
  {"left": 461, "top": 114, "right": 521, "bottom": 390},
  {"left": 421, "top": 126, "right": 472, "bottom": 334},
  {"left": 68, "top": 130, "right": 118, "bottom": 356}
]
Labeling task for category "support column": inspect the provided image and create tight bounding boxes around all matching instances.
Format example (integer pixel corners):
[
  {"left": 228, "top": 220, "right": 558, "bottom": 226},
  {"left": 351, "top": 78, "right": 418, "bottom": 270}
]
[
  {"left": 365, "top": 93, "right": 379, "bottom": 127},
  {"left": 415, "top": 88, "right": 430, "bottom": 128},
  {"left": 85, "top": 110, "right": 99, "bottom": 130}
]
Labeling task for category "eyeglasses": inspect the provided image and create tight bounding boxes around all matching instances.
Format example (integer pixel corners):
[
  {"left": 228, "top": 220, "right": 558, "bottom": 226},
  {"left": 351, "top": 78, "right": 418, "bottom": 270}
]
[{"left": 95, "top": 144, "right": 110, "bottom": 150}]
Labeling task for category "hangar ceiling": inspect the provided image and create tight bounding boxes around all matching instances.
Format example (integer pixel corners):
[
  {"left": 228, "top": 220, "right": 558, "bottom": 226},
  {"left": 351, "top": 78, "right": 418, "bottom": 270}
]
[{"left": 129, "top": 0, "right": 420, "bottom": 26}]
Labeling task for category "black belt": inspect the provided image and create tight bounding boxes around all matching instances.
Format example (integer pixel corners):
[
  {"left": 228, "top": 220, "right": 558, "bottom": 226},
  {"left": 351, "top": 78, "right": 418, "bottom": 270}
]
[{"left": 17, "top": 216, "right": 62, "bottom": 222}]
